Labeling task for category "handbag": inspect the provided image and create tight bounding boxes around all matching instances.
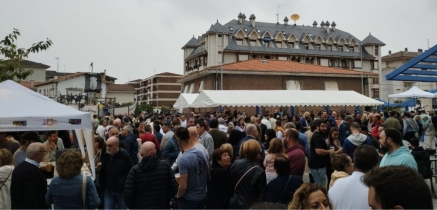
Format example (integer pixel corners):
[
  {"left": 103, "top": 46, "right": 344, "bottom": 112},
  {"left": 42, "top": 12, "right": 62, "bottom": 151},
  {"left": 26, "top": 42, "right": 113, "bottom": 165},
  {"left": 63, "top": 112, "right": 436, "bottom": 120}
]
[{"left": 82, "top": 174, "right": 87, "bottom": 209}]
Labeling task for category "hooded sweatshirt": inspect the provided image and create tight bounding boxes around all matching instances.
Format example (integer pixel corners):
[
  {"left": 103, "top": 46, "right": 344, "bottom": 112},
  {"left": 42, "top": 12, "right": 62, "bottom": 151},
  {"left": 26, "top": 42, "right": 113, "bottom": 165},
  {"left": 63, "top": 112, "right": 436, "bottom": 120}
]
[
  {"left": 343, "top": 133, "right": 371, "bottom": 159},
  {"left": 0, "top": 165, "right": 14, "bottom": 209},
  {"left": 380, "top": 146, "right": 418, "bottom": 171},
  {"left": 329, "top": 170, "right": 349, "bottom": 188}
]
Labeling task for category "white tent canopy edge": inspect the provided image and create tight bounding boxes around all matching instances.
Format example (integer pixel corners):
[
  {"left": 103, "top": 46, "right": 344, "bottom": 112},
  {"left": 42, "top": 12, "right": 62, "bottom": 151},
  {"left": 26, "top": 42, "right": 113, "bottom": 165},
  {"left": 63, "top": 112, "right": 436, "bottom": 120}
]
[
  {"left": 190, "top": 90, "right": 383, "bottom": 107},
  {"left": 388, "top": 86, "right": 436, "bottom": 98},
  {"left": 0, "top": 80, "right": 95, "bottom": 178},
  {"left": 173, "top": 93, "right": 199, "bottom": 112}
]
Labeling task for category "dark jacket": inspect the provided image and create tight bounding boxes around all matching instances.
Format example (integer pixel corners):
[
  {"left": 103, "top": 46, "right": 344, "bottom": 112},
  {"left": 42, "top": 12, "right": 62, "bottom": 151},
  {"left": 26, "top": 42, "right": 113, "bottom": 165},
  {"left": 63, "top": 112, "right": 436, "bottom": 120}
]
[
  {"left": 10, "top": 161, "right": 49, "bottom": 209},
  {"left": 122, "top": 133, "right": 139, "bottom": 165},
  {"left": 266, "top": 175, "right": 303, "bottom": 204},
  {"left": 338, "top": 121, "right": 350, "bottom": 145},
  {"left": 206, "top": 164, "right": 233, "bottom": 209},
  {"left": 123, "top": 156, "right": 177, "bottom": 209},
  {"left": 162, "top": 136, "right": 179, "bottom": 166},
  {"left": 99, "top": 149, "right": 134, "bottom": 192},
  {"left": 229, "top": 158, "right": 266, "bottom": 209}
]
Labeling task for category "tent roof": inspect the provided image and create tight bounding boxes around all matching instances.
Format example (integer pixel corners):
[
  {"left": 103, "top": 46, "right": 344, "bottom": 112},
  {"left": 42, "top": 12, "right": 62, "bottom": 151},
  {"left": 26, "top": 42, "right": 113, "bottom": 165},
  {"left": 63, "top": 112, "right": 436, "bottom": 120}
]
[
  {"left": 385, "top": 44, "right": 437, "bottom": 82},
  {"left": 173, "top": 93, "right": 199, "bottom": 109},
  {"left": 190, "top": 90, "right": 383, "bottom": 107},
  {"left": 0, "top": 80, "right": 92, "bottom": 131},
  {"left": 388, "top": 86, "right": 436, "bottom": 98}
]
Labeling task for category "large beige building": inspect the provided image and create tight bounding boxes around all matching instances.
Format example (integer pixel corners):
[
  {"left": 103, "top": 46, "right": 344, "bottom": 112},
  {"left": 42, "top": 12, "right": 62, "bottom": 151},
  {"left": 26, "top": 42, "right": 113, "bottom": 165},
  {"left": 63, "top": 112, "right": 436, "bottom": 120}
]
[{"left": 180, "top": 13, "right": 385, "bottom": 100}]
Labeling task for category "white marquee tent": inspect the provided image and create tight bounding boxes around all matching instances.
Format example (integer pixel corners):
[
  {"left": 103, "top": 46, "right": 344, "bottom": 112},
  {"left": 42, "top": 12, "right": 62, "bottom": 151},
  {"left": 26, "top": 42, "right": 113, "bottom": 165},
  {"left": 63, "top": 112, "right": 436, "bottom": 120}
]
[
  {"left": 388, "top": 86, "right": 436, "bottom": 98},
  {"left": 190, "top": 90, "right": 383, "bottom": 107},
  {"left": 173, "top": 93, "right": 198, "bottom": 112},
  {"left": 0, "top": 80, "right": 96, "bottom": 178}
]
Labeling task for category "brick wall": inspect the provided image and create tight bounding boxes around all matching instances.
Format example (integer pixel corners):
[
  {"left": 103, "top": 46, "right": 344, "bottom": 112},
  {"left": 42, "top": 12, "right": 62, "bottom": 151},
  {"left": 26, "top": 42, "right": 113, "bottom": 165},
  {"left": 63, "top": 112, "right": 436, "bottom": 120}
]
[
  {"left": 156, "top": 84, "right": 181, "bottom": 91},
  {"left": 157, "top": 77, "right": 180, "bottom": 83}
]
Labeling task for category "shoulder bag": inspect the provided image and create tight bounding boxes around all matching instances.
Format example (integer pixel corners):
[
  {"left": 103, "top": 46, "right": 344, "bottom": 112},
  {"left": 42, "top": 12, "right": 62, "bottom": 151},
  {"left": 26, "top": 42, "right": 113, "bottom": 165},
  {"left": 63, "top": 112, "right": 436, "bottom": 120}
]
[
  {"left": 235, "top": 166, "right": 258, "bottom": 191},
  {"left": 0, "top": 166, "right": 12, "bottom": 189}
]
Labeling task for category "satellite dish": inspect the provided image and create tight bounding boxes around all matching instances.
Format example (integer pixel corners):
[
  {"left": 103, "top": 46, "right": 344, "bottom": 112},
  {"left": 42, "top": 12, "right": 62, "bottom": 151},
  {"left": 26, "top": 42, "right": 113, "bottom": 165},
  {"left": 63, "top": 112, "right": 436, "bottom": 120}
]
[{"left": 290, "top": 14, "right": 300, "bottom": 24}]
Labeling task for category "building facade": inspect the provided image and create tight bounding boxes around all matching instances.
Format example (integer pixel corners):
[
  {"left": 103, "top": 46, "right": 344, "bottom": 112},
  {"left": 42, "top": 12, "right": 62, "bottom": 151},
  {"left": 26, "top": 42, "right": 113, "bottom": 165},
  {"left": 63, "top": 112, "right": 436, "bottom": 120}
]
[
  {"left": 106, "top": 84, "right": 136, "bottom": 104},
  {"left": 135, "top": 72, "right": 182, "bottom": 107},
  {"left": 19, "top": 60, "right": 50, "bottom": 82},
  {"left": 180, "top": 13, "right": 385, "bottom": 98}
]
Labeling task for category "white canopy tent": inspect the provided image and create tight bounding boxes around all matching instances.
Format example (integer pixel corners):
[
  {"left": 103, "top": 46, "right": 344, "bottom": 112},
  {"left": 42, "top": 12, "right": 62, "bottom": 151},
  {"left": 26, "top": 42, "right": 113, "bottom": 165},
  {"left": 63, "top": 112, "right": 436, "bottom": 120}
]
[
  {"left": 173, "top": 93, "right": 198, "bottom": 112},
  {"left": 388, "top": 86, "right": 436, "bottom": 98},
  {"left": 190, "top": 90, "right": 383, "bottom": 107},
  {"left": 0, "top": 80, "right": 96, "bottom": 178}
]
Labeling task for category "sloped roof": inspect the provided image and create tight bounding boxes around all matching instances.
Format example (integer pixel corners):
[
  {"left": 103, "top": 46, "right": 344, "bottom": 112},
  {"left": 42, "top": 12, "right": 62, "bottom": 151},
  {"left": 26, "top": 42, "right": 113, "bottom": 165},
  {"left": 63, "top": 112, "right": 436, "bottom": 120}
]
[
  {"left": 210, "top": 59, "right": 377, "bottom": 76},
  {"left": 362, "top": 33, "right": 386, "bottom": 46},
  {"left": 157, "top": 72, "right": 183, "bottom": 77},
  {"left": 35, "top": 72, "right": 117, "bottom": 86},
  {"left": 195, "top": 19, "right": 373, "bottom": 59},
  {"left": 181, "top": 36, "right": 198, "bottom": 49},
  {"left": 106, "top": 84, "right": 135, "bottom": 92},
  {"left": 20, "top": 60, "right": 50, "bottom": 69},
  {"left": 19, "top": 81, "right": 43, "bottom": 91},
  {"left": 207, "top": 21, "right": 227, "bottom": 33},
  {"left": 45, "top": 70, "right": 76, "bottom": 78}
]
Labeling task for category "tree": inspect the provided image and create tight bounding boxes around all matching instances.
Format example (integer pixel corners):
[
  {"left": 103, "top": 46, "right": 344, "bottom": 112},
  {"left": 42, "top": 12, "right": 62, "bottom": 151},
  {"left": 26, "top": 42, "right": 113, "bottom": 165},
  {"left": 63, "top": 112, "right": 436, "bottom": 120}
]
[{"left": 0, "top": 28, "right": 53, "bottom": 82}]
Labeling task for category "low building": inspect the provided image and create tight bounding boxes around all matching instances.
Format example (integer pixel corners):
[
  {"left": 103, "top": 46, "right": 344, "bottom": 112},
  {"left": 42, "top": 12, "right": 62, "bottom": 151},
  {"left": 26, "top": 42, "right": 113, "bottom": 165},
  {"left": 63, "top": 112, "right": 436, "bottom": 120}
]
[
  {"left": 20, "top": 60, "right": 51, "bottom": 82},
  {"left": 34, "top": 72, "right": 117, "bottom": 104},
  {"left": 106, "top": 84, "right": 136, "bottom": 104},
  {"left": 136, "top": 72, "right": 182, "bottom": 107}
]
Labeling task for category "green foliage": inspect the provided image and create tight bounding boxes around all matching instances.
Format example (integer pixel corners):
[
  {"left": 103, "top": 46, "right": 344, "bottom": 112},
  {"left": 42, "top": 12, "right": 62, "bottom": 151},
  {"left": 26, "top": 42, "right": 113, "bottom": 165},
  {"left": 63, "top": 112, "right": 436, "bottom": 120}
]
[
  {"left": 0, "top": 28, "right": 53, "bottom": 82},
  {"left": 120, "top": 102, "right": 134, "bottom": 107},
  {"left": 135, "top": 104, "right": 153, "bottom": 114}
]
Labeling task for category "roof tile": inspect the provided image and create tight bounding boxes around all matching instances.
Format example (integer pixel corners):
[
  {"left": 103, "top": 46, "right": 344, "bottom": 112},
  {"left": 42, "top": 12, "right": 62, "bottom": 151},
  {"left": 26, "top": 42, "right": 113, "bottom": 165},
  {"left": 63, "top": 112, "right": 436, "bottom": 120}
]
[{"left": 210, "top": 59, "right": 377, "bottom": 76}]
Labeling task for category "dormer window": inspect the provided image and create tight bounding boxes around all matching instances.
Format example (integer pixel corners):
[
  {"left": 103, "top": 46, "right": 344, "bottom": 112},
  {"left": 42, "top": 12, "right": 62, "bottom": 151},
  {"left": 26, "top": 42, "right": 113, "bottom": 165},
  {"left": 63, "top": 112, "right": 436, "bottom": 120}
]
[
  {"left": 289, "top": 42, "right": 294, "bottom": 49},
  {"left": 243, "top": 28, "right": 247, "bottom": 32},
  {"left": 349, "top": 46, "right": 355, "bottom": 52},
  {"left": 236, "top": 39, "right": 243, "bottom": 46},
  {"left": 229, "top": 27, "right": 233, "bottom": 31},
  {"left": 315, "top": 44, "right": 321, "bottom": 50},
  {"left": 249, "top": 39, "right": 257, "bottom": 46},
  {"left": 263, "top": 36, "right": 271, "bottom": 42},
  {"left": 303, "top": 43, "right": 309, "bottom": 50},
  {"left": 338, "top": 45, "right": 343, "bottom": 52},
  {"left": 326, "top": 45, "right": 332, "bottom": 51},
  {"left": 276, "top": 41, "right": 283, "bottom": 48},
  {"left": 256, "top": 29, "right": 261, "bottom": 33}
]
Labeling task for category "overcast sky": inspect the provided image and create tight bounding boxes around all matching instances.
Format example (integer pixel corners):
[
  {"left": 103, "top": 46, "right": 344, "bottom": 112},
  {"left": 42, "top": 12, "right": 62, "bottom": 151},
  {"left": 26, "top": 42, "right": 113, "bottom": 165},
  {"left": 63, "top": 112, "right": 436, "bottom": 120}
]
[{"left": 1, "top": 0, "right": 436, "bottom": 84}]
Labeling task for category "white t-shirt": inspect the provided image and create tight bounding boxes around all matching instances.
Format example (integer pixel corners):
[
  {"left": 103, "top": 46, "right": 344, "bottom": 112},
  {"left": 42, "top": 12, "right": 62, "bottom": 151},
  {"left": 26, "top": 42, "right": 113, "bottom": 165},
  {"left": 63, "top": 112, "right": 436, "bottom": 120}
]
[{"left": 328, "top": 171, "right": 370, "bottom": 210}]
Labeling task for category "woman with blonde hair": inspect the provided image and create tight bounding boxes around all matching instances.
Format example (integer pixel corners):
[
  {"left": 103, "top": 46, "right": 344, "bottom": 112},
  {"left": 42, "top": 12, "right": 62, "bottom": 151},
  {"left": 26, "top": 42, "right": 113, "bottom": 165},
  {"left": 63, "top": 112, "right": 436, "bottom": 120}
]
[
  {"left": 360, "top": 113, "right": 368, "bottom": 123},
  {"left": 45, "top": 150, "right": 100, "bottom": 209},
  {"left": 263, "top": 138, "right": 286, "bottom": 184},
  {"left": 289, "top": 183, "right": 332, "bottom": 210},
  {"left": 229, "top": 140, "right": 266, "bottom": 209},
  {"left": 329, "top": 153, "right": 354, "bottom": 188},
  {"left": 0, "top": 149, "right": 14, "bottom": 209}
]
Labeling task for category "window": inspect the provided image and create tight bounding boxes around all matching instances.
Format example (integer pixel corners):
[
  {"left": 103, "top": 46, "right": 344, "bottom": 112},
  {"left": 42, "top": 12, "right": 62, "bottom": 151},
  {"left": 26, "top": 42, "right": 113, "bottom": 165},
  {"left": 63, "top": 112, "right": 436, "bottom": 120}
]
[
  {"left": 315, "top": 44, "right": 321, "bottom": 50},
  {"left": 329, "top": 59, "right": 335, "bottom": 67},
  {"left": 264, "top": 55, "right": 272, "bottom": 59},
  {"left": 238, "top": 54, "right": 249, "bottom": 61},
  {"left": 349, "top": 46, "right": 355, "bottom": 52},
  {"left": 303, "top": 44, "right": 309, "bottom": 50},
  {"left": 326, "top": 45, "right": 332, "bottom": 51},
  {"left": 218, "top": 34, "right": 223, "bottom": 47},
  {"left": 338, "top": 46, "right": 343, "bottom": 52},
  {"left": 243, "top": 28, "right": 247, "bottom": 32},
  {"left": 229, "top": 27, "right": 233, "bottom": 31},
  {"left": 236, "top": 39, "right": 243, "bottom": 46},
  {"left": 372, "top": 61, "right": 379, "bottom": 70},
  {"left": 372, "top": 89, "right": 379, "bottom": 98},
  {"left": 373, "top": 78, "right": 379, "bottom": 84},
  {"left": 276, "top": 41, "right": 282, "bottom": 48},
  {"left": 289, "top": 42, "right": 294, "bottom": 49},
  {"left": 250, "top": 40, "right": 256, "bottom": 46},
  {"left": 375, "top": 46, "right": 379, "bottom": 56}
]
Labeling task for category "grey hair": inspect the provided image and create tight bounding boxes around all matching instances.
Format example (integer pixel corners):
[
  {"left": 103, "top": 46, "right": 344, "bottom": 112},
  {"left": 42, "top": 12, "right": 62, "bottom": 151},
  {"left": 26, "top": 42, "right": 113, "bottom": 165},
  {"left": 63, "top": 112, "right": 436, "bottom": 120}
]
[
  {"left": 26, "top": 142, "right": 42, "bottom": 158},
  {"left": 218, "top": 118, "right": 225, "bottom": 125},
  {"left": 345, "top": 115, "right": 354, "bottom": 121},
  {"left": 245, "top": 124, "right": 257, "bottom": 135},
  {"left": 124, "top": 125, "right": 133, "bottom": 134},
  {"left": 284, "top": 122, "right": 296, "bottom": 129}
]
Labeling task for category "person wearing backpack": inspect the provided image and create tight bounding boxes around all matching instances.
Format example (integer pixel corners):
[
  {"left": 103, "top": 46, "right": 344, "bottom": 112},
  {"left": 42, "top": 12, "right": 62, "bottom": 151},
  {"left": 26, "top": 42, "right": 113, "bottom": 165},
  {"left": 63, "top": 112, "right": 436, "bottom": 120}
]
[{"left": 342, "top": 122, "right": 372, "bottom": 160}]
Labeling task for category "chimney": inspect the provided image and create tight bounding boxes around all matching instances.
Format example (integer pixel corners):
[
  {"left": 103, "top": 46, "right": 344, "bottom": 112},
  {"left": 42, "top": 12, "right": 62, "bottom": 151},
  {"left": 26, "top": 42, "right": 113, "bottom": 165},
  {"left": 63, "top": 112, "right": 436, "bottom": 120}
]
[
  {"left": 320, "top": 21, "right": 325, "bottom": 28},
  {"left": 331, "top": 21, "right": 336, "bottom": 31},
  {"left": 312, "top": 21, "right": 318, "bottom": 27},
  {"left": 405, "top": 48, "right": 408, "bottom": 52},
  {"left": 325, "top": 21, "right": 330, "bottom": 33},
  {"left": 249, "top": 14, "right": 256, "bottom": 27},
  {"left": 284, "top": 16, "right": 289, "bottom": 25},
  {"left": 30, "top": 80, "right": 34, "bottom": 88},
  {"left": 238, "top": 12, "right": 243, "bottom": 24},
  {"left": 389, "top": 50, "right": 392, "bottom": 55},
  {"left": 242, "top": 13, "right": 246, "bottom": 21},
  {"left": 418, "top": 48, "right": 423, "bottom": 53}
]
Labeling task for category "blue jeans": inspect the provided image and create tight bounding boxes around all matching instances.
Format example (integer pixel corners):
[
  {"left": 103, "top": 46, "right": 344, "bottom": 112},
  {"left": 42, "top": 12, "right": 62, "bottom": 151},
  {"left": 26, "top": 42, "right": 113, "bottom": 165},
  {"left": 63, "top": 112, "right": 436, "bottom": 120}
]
[
  {"left": 104, "top": 190, "right": 126, "bottom": 209},
  {"left": 310, "top": 167, "right": 327, "bottom": 188},
  {"left": 178, "top": 198, "right": 206, "bottom": 209}
]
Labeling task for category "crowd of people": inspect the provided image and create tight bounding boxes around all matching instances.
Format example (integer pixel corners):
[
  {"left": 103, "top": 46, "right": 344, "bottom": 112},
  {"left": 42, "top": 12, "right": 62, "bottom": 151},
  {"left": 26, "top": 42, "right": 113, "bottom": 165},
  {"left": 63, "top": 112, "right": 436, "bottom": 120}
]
[{"left": 0, "top": 108, "right": 435, "bottom": 209}]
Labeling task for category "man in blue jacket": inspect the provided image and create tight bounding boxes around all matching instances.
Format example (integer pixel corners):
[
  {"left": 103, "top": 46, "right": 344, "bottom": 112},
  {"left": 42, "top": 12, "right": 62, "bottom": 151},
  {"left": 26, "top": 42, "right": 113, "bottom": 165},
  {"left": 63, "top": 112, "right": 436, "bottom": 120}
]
[
  {"left": 343, "top": 122, "right": 372, "bottom": 159},
  {"left": 235, "top": 124, "right": 265, "bottom": 161},
  {"left": 339, "top": 115, "right": 354, "bottom": 146}
]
